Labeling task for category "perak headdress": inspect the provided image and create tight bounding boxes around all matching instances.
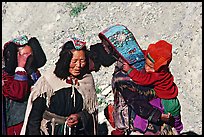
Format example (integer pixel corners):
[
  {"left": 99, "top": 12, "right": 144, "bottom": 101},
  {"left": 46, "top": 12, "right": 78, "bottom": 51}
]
[{"left": 67, "top": 37, "right": 86, "bottom": 50}]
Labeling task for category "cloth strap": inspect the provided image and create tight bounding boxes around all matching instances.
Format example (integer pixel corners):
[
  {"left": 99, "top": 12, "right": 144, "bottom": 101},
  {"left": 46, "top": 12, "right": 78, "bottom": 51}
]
[{"left": 43, "top": 110, "right": 67, "bottom": 124}]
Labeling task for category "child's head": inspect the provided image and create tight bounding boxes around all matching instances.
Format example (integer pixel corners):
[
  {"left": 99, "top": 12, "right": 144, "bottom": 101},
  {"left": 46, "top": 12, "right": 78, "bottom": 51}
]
[{"left": 145, "top": 40, "right": 172, "bottom": 73}]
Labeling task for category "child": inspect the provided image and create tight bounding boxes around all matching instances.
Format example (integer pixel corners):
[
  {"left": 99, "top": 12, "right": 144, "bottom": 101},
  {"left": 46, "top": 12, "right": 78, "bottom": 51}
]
[{"left": 122, "top": 40, "right": 183, "bottom": 134}]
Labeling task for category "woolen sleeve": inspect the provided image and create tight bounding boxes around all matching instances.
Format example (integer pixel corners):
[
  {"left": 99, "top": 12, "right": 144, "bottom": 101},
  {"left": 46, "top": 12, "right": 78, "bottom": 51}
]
[
  {"left": 77, "top": 110, "right": 94, "bottom": 135},
  {"left": 2, "top": 70, "right": 29, "bottom": 101},
  {"left": 26, "top": 97, "right": 46, "bottom": 135},
  {"left": 128, "top": 69, "right": 159, "bottom": 86}
]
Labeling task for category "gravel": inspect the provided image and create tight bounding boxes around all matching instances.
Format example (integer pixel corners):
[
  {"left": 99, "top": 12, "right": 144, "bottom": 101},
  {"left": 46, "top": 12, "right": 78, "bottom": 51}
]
[{"left": 2, "top": 2, "right": 202, "bottom": 135}]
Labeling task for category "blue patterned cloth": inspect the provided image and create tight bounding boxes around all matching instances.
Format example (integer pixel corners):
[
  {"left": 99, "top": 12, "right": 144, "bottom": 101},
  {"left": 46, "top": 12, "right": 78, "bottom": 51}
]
[{"left": 99, "top": 24, "right": 145, "bottom": 70}]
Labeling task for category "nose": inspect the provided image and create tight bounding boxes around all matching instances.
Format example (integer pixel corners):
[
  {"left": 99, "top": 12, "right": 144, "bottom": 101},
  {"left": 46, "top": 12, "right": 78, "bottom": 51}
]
[{"left": 75, "top": 60, "right": 81, "bottom": 68}]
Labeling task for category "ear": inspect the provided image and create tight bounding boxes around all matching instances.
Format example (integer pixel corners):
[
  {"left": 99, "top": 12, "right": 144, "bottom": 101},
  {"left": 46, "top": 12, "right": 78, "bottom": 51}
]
[
  {"left": 3, "top": 42, "right": 18, "bottom": 75},
  {"left": 28, "top": 37, "right": 47, "bottom": 68}
]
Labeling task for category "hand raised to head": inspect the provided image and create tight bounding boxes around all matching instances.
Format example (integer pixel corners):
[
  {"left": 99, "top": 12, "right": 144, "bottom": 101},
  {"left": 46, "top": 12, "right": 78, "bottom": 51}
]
[
  {"left": 17, "top": 51, "right": 32, "bottom": 68},
  {"left": 122, "top": 61, "right": 132, "bottom": 73}
]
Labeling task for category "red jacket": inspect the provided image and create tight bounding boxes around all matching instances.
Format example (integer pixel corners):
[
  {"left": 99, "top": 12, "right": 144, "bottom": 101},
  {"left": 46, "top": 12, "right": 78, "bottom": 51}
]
[
  {"left": 128, "top": 68, "right": 178, "bottom": 99},
  {"left": 2, "top": 70, "right": 29, "bottom": 101}
]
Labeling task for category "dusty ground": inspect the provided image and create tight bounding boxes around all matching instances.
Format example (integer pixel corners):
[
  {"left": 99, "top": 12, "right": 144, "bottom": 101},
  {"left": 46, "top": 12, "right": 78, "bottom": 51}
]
[{"left": 2, "top": 2, "right": 202, "bottom": 135}]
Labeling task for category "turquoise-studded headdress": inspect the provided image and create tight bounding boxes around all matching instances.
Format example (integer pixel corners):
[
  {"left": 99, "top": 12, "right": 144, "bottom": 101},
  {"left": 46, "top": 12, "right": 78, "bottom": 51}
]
[
  {"left": 99, "top": 24, "right": 145, "bottom": 70},
  {"left": 67, "top": 37, "right": 86, "bottom": 50},
  {"left": 11, "top": 35, "right": 29, "bottom": 46}
]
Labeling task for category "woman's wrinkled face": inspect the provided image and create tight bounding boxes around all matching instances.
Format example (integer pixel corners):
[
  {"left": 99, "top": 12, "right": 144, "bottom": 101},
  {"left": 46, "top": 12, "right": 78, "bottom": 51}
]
[{"left": 69, "top": 50, "right": 86, "bottom": 77}]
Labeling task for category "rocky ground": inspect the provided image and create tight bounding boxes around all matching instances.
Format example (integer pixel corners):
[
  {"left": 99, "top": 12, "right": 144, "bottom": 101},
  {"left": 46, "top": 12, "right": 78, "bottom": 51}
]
[{"left": 2, "top": 2, "right": 202, "bottom": 135}]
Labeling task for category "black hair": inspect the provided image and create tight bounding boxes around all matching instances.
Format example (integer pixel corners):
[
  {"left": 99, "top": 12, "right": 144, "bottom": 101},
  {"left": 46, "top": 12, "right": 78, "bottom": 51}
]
[
  {"left": 89, "top": 43, "right": 117, "bottom": 72},
  {"left": 54, "top": 41, "right": 89, "bottom": 80},
  {"left": 3, "top": 42, "right": 18, "bottom": 75},
  {"left": 28, "top": 37, "right": 47, "bottom": 68}
]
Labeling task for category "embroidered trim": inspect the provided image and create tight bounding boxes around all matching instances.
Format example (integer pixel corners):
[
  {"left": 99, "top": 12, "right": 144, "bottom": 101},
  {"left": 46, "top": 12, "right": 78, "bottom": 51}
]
[
  {"left": 30, "top": 72, "right": 40, "bottom": 82},
  {"left": 127, "top": 68, "right": 134, "bottom": 75},
  {"left": 14, "top": 74, "right": 28, "bottom": 81},
  {"left": 147, "top": 53, "right": 155, "bottom": 63}
]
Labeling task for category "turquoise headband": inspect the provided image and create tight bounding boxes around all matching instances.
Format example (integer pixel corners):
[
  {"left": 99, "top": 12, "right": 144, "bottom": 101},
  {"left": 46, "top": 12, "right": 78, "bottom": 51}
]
[{"left": 12, "top": 35, "right": 28, "bottom": 46}]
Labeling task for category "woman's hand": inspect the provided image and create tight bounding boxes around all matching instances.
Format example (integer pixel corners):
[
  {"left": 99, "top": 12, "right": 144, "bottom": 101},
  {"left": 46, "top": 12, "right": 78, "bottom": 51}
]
[
  {"left": 161, "top": 113, "right": 174, "bottom": 126},
  {"left": 66, "top": 114, "right": 80, "bottom": 127},
  {"left": 17, "top": 45, "right": 33, "bottom": 68},
  {"left": 161, "top": 113, "right": 171, "bottom": 122},
  {"left": 17, "top": 51, "right": 32, "bottom": 68}
]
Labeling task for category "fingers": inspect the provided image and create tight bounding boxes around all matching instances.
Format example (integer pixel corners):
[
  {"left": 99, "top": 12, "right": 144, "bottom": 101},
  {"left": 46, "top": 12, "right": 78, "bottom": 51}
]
[
  {"left": 123, "top": 61, "right": 128, "bottom": 65},
  {"left": 161, "top": 113, "right": 170, "bottom": 122},
  {"left": 67, "top": 120, "right": 78, "bottom": 127},
  {"left": 18, "top": 52, "right": 31, "bottom": 61},
  {"left": 18, "top": 52, "right": 27, "bottom": 67},
  {"left": 17, "top": 52, "right": 32, "bottom": 68},
  {"left": 167, "top": 112, "right": 172, "bottom": 117},
  {"left": 66, "top": 114, "right": 79, "bottom": 127},
  {"left": 67, "top": 117, "right": 75, "bottom": 123},
  {"left": 122, "top": 61, "right": 131, "bottom": 72}
]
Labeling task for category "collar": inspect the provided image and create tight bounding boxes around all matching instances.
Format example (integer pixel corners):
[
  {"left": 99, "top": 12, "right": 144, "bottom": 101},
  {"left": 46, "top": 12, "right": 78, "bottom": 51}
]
[{"left": 66, "top": 76, "right": 79, "bottom": 86}]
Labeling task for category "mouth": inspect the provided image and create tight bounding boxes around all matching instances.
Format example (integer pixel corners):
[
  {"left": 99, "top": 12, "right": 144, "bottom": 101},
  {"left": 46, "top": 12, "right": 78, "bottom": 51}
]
[
  {"left": 74, "top": 70, "right": 81, "bottom": 74},
  {"left": 69, "top": 67, "right": 82, "bottom": 76}
]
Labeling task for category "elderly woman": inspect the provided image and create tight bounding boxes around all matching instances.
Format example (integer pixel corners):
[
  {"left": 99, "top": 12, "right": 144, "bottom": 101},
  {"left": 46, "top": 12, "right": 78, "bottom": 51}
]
[
  {"left": 20, "top": 37, "right": 116, "bottom": 135},
  {"left": 2, "top": 35, "right": 46, "bottom": 135}
]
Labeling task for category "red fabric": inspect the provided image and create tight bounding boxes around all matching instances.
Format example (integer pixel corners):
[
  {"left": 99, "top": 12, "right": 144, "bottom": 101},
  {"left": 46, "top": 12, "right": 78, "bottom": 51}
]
[
  {"left": 128, "top": 68, "right": 178, "bottom": 99},
  {"left": 104, "top": 104, "right": 115, "bottom": 128},
  {"left": 111, "top": 129, "right": 125, "bottom": 135},
  {"left": 7, "top": 122, "right": 24, "bottom": 135},
  {"left": 66, "top": 77, "right": 79, "bottom": 86},
  {"left": 2, "top": 70, "right": 30, "bottom": 101},
  {"left": 145, "top": 40, "right": 172, "bottom": 71},
  {"left": 142, "top": 50, "right": 146, "bottom": 55}
]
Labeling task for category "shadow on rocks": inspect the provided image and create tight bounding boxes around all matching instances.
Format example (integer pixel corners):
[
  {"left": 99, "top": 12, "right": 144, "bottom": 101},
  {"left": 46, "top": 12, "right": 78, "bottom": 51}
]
[
  {"left": 98, "top": 122, "right": 109, "bottom": 135},
  {"left": 180, "top": 131, "right": 199, "bottom": 135}
]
